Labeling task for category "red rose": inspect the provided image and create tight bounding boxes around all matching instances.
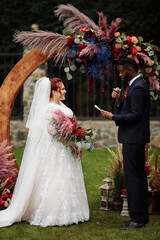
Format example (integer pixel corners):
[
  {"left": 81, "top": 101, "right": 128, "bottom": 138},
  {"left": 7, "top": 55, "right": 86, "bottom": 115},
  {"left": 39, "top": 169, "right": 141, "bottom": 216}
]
[
  {"left": 72, "top": 126, "right": 76, "bottom": 131},
  {"left": 8, "top": 177, "right": 13, "bottom": 183},
  {"left": 9, "top": 194, "right": 13, "bottom": 199},
  {"left": 74, "top": 131, "right": 79, "bottom": 136},
  {"left": 81, "top": 27, "right": 88, "bottom": 32},
  {"left": 78, "top": 52, "right": 83, "bottom": 58},
  {"left": 4, "top": 194, "right": 9, "bottom": 198},
  {"left": 131, "top": 47, "right": 137, "bottom": 55},
  {"left": 0, "top": 199, "right": 4, "bottom": 205},
  {"left": 78, "top": 44, "right": 85, "bottom": 51},
  {"left": 80, "top": 135, "right": 83, "bottom": 138},
  {"left": 67, "top": 37, "right": 75, "bottom": 46}
]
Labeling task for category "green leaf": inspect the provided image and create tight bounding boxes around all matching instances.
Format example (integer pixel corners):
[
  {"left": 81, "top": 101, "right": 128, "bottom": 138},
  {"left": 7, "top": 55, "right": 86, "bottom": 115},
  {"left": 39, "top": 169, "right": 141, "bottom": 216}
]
[
  {"left": 76, "top": 142, "right": 82, "bottom": 148},
  {"left": 148, "top": 68, "right": 152, "bottom": 74},
  {"left": 62, "top": 28, "right": 73, "bottom": 35},
  {"left": 153, "top": 94, "right": 159, "bottom": 101},
  {"left": 70, "top": 65, "right": 77, "bottom": 71},
  {"left": 66, "top": 73, "right": 72, "bottom": 80},
  {"left": 82, "top": 39, "right": 89, "bottom": 44},
  {"left": 155, "top": 71, "right": 159, "bottom": 76},
  {"left": 74, "top": 38, "right": 80, "bottom": 44},
  {"left": 84, "top": 143, "right": 91, "bottom": 150},
  {"left": 148, "top": 51, "right": 154, "bottom": 56},
  {"left": 64, "top": 67, "right": 70, "bottom": 73},
  {"left": 88, "top": 145, "right": 95, "bottom": 152},
  {"left": 153, "top": 76, "right": 157, "bottom": 80},
  {"left": 121, "top": 32, "right": 126, "bottom": 38},
  {"left": 156, "top": 65, "right": 160, "bottom": 70},
  {"left": 80, "top": 66, "right": 85, "bottom": 73},
  {"left": 85, "top": 136, "right": 90, "bottom": 141},
  {"left": 138, "top": 36, "right": 143, "bottom": 42}
]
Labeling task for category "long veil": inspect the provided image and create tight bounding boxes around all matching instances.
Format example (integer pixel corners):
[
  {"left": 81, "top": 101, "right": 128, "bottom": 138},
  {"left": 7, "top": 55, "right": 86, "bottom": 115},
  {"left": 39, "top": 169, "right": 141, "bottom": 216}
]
[{"left": 0, "top": 77, "right": 51, "bottom": 227}]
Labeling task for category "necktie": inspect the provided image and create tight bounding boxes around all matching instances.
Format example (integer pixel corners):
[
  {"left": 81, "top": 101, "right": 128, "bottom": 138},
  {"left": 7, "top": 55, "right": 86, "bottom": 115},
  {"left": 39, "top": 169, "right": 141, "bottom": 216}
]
[{"left": 126, "top": 84, "right": 130, "bottom": 91}]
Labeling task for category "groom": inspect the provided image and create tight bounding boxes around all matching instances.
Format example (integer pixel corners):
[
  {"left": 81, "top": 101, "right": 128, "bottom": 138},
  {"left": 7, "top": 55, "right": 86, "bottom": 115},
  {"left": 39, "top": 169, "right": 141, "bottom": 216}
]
[{"left": 101, "top": 58, "right": 150, "bottom": 229}]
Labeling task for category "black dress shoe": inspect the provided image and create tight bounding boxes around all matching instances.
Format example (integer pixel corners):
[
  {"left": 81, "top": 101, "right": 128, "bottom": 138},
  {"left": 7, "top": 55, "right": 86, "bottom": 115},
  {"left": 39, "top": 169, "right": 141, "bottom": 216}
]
[{"left": 120, "top": 221, "right": 145, "bottom": 230}]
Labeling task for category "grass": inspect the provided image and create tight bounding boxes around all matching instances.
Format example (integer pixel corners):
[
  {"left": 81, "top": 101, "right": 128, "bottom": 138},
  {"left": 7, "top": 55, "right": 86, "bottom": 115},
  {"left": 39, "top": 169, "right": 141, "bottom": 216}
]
[{"left": 0, "top": 148, "right": 160, "bottom": 240}]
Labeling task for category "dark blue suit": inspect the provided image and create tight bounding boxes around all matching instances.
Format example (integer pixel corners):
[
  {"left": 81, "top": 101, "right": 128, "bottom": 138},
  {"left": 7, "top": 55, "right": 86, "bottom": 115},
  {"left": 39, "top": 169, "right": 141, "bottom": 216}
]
[{"left": 113, "top": 76, "right": 150, "bottom": 223}]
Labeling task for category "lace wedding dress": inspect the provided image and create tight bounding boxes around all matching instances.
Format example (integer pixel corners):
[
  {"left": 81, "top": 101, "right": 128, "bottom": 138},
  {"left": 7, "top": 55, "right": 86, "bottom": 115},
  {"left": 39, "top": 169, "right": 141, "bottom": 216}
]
[{"left": 0, "top": 78, "right": 89, "bottom": 228}]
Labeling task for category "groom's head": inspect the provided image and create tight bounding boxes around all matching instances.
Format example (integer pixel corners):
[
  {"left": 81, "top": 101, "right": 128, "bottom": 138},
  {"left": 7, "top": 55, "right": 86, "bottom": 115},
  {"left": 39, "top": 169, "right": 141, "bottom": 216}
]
[{"left": 118, "top": 58, "right": 139, "bottom": 83}]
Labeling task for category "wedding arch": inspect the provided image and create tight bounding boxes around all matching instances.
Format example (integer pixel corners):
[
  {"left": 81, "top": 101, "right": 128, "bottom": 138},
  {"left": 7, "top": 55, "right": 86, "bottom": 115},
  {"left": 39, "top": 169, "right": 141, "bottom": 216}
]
[{"left": 0, "top": 49, "right": 54, "bottom": 170}]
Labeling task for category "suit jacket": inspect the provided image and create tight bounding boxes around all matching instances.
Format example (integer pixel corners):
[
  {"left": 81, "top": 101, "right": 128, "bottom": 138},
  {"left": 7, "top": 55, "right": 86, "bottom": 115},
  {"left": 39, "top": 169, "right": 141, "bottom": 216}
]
[{"left": 113, "top": 76, "right": 150, "bottom": 144}]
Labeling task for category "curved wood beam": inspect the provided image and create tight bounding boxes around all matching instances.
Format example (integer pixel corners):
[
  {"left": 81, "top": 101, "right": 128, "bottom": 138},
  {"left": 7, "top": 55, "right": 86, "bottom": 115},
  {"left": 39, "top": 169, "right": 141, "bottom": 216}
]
[{"left": 0, "top": 49, "right": 54, "bottom": 171}]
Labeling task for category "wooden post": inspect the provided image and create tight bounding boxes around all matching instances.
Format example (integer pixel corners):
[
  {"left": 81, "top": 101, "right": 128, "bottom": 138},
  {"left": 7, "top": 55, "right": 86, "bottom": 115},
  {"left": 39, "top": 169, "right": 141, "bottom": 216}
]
[{"left": 0, "top": 49, "right": 54, "bottom": 173}]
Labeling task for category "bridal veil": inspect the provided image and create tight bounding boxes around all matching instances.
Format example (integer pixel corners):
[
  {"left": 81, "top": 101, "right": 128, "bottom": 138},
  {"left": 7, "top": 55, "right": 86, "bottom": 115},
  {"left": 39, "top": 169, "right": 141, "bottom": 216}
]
[{"left": 0, "top": 77, "right": 51, "bottom": 227}]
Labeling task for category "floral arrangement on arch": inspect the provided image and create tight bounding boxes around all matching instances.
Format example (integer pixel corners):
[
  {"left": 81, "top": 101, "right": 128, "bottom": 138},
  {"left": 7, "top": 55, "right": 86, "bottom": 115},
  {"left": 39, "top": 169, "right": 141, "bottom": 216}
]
[
  {"left": 0, "top": 140, "right": 16, "bottom": 210},
  {"left": 14, "top": 4, "right": 160, "bottom": 95}
]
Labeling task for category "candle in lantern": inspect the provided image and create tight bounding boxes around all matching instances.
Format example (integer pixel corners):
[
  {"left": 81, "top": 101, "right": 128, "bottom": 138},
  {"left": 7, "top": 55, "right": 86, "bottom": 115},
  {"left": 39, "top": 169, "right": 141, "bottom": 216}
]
[
  {"left": 155, "top": 154, "right": 158, "bottom": 172},
  {"left": 123, "top": 189, "right": 127, "bottom": 196},
  {"left": 145, "top": 165, "right": 150, "bottom": 176},
  {"left": 146, "top": 144, "right": 148, "bottom": 163}
]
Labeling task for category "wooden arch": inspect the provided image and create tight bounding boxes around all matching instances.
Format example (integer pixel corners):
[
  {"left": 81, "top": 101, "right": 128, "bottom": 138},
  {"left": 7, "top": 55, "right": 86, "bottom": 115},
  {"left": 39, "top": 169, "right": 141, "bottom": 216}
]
[{"left": 0, "top": 49, "right": 54, "bottom": 171}]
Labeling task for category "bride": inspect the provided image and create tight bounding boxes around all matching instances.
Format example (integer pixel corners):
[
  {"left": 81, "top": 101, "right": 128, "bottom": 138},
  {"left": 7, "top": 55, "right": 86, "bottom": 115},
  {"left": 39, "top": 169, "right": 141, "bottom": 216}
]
[{"left": 0, "top": 77, "right": 89, "bottom": 227}]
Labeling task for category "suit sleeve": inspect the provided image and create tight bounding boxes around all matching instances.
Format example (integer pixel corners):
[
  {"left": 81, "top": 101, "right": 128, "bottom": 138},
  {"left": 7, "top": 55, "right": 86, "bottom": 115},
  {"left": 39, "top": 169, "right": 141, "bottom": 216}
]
[{"left": 114, "top": 86, "right": 147, "bottom": 126}]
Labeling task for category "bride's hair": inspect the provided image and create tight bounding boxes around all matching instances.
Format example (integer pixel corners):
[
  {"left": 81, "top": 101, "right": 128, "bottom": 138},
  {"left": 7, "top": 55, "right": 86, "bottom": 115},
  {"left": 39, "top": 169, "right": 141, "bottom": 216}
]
[{"left": 49, "top": 77, "right": 62, "bottom": 96}]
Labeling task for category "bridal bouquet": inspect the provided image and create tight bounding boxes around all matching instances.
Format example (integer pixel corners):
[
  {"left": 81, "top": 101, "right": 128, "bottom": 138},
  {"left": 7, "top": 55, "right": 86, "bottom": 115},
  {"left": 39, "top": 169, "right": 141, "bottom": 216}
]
[{"left": 52, "top": 110, "right": 95, "bottom": 158}]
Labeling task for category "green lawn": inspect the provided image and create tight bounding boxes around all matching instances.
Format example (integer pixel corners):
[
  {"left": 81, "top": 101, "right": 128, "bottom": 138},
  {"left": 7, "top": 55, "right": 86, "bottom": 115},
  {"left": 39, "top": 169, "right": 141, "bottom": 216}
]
[{"left": 0, "top": 148, "right": 160, "bottom": 240}]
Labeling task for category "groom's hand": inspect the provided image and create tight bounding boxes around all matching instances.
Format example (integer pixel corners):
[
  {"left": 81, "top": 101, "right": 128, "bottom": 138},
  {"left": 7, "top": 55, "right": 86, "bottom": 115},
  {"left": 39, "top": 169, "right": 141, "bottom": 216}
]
[{"left": 101, "top": 110, "right": 113, "bottom": 120}]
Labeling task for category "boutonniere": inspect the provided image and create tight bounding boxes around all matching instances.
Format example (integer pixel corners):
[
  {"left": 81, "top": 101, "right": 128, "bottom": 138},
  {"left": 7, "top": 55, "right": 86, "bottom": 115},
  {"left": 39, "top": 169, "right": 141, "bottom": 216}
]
[{"left": 123, "top": 92, "right": 128, "bottom": 99}]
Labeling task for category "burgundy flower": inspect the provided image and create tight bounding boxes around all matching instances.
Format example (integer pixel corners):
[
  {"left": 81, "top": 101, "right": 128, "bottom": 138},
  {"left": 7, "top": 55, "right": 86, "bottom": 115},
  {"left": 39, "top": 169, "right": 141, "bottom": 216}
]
[
  {"left": 78, "top": 44, "right": 85, "bottom": 51},
  {"left": 113, "top": 47, "right": 119, "bottom": 53},
  {"left": 149, "top": 70, "right": 156, "bottom": 76},
  {"left": 67, "top": 37, "right": 75, "bottom": 46}
]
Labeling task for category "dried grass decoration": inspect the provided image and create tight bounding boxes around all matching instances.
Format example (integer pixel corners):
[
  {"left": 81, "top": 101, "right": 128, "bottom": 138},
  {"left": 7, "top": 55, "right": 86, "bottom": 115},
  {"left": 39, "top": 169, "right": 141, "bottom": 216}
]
[{"left": 149, "top": 168, "right": 160, "bottom": 191}]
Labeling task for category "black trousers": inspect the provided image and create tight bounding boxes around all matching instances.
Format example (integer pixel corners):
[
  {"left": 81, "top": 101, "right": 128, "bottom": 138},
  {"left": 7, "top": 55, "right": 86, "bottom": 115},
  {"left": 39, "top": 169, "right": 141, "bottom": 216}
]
[{"left": 123, "top": 143, "right": 149, "bottom": 224}]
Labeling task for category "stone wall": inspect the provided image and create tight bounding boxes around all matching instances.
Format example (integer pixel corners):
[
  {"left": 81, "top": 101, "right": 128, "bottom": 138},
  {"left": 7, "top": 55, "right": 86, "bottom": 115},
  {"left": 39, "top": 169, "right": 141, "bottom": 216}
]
[{"left": 10, "top": 117, "right": 160, "bottom": 149}]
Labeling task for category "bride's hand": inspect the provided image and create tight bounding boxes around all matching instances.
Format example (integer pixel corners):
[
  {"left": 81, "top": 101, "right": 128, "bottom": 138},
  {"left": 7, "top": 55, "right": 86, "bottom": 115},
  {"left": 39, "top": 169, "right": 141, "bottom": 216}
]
[{"left": 68, "top": 141, "right": 76, "bottom": 147}]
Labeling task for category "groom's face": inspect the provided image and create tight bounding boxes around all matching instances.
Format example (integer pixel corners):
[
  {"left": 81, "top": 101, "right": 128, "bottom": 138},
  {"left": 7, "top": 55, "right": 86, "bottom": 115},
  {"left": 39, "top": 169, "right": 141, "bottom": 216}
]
[{"left": 118, "top": 65, "right": 132, "bottom": 83}]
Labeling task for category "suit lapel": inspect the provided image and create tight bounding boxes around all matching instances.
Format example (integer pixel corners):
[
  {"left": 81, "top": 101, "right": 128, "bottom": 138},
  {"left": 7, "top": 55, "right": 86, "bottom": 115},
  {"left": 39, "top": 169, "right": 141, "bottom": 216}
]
[{"left": 127, "top": 76, "right": 143, "bottom": 94}]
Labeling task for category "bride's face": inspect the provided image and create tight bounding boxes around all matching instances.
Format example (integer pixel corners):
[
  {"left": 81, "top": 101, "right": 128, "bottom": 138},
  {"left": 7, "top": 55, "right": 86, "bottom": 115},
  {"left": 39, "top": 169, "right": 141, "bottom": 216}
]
[{"left": 57, "top": 83, "right": 67, "bottom": 101}]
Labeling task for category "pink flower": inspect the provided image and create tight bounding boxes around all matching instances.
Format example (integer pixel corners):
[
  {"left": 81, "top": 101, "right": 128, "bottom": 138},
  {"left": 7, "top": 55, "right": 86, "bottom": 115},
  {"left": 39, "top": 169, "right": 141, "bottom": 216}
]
[
  {"left": 53, "top": 110, "right": 73, "bottom": 138},
  {"left": 81, "top": 27, "right": 88, "bottom": 32},
  {"left": 126, "top": 36, "right": 131, "bottom": 41}
]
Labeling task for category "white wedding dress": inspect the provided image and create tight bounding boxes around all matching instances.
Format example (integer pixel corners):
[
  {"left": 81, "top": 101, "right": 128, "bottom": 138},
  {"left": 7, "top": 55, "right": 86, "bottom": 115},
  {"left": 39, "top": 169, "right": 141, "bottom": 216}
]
[{"left": 0, "top": 78, "right": 89, "bottom": 228}]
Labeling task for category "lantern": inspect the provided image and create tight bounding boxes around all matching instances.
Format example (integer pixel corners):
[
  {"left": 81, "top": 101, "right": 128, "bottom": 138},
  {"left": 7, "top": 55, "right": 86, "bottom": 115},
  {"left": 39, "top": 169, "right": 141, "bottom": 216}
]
[{"left": 99, "top": 176, "right": 115, "bottom": 210}]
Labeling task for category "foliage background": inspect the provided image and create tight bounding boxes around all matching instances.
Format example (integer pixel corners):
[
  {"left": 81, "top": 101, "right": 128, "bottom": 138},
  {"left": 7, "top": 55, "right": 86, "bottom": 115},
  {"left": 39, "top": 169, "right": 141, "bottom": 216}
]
[{"left": 0, "top": 0, "right": 160, "bottom": 53}]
